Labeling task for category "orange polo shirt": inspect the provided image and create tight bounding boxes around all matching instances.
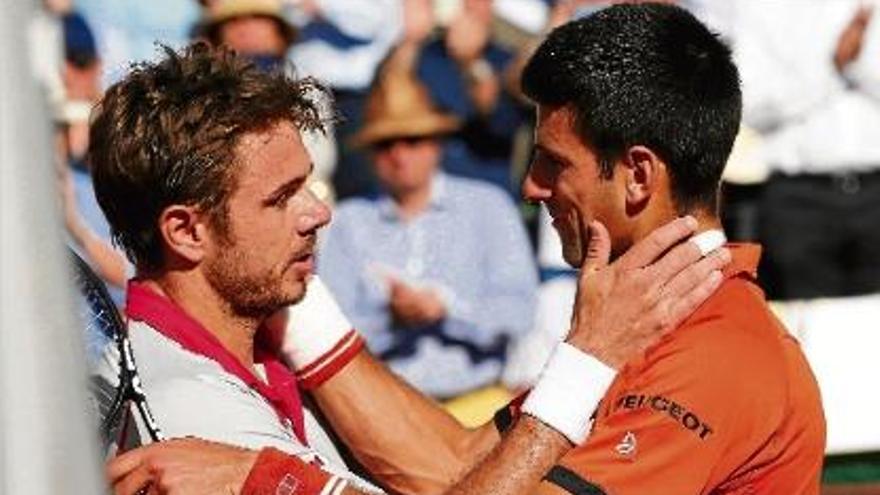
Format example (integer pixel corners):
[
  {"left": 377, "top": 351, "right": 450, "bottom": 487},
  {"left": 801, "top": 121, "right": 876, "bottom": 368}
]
[{"left": 501, "top": 244, "right": 826, "bottom": 494}]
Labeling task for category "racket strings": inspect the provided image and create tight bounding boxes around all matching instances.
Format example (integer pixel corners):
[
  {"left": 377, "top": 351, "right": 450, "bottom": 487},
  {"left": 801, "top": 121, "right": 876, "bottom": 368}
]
[{"left": 70, "top": 251, "right": 164, "bottom": 446}]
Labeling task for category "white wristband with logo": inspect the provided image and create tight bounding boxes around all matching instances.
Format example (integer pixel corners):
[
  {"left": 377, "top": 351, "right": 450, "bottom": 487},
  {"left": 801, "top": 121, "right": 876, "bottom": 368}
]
[
  {"left": 521, "top": 342, "right": 617, "bottom": 445},
  {"left": 281, "top": 276, "right": 365, "bottom": 389}
]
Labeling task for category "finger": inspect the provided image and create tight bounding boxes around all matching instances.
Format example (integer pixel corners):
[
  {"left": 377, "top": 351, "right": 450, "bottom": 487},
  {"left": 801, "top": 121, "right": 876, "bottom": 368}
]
[
  {"left": 660, "top": 248, "right": 731, "bottom": 301},
  {"left": 106, "top": 447, "right": 149, "bottom": 485},
  {"left": 644, "top": 237, "right": 703, "bottom": 285},
  {"left": 617, "top": 216, "right": 698, "bottom": 270},
  {"left": 664, "top": 269, "right": 724, "bottom": 329},
  {"left": 857, "top": 4, "right": 873, "bottom": 24},
  {"left": 112, "top": 465, "right": 154, "bottom": 495},
  {"left": 580, "top": 220, "right": 611, "bottom": 273}
]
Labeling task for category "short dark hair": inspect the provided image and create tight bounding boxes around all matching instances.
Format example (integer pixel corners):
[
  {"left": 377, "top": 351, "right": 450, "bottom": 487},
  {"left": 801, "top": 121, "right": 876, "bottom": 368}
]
[
  {"left": 89, "top": 43, "right": 330, "bottom": 271},
  {"left": 522, "top": 3, "right": 741, "bottom": 212}
]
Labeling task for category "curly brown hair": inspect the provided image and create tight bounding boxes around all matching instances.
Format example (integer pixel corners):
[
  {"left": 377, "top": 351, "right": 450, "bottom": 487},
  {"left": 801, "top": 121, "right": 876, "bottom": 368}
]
[{"left": 89, "top": 43, "right": 331, "bottom": 272}]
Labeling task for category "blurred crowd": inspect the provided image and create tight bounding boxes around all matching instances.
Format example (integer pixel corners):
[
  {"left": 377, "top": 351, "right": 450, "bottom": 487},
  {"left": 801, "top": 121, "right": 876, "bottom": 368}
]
[{"left": 29, "top": 0, "right": 880, "bottom": 429}]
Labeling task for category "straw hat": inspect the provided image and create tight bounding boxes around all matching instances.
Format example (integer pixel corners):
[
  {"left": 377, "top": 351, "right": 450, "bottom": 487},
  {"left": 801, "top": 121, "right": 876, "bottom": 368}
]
[
  {"left": 202, "top": 0, "right": 297, "bottom": 46},
  {"left": 351, "top": 71, "right": 460, "bottom": 148}
]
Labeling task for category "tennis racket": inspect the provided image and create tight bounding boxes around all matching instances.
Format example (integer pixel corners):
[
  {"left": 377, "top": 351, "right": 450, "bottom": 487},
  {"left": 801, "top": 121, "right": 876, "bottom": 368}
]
[{"left": 70, "top": 249, "right": 164, "bottom": 448}]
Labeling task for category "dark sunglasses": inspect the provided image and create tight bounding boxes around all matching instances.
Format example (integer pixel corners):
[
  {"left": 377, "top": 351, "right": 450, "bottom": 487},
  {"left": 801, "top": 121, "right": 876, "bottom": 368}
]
[{"left": 372, "top": 135, "right": 434, "bottom": 151}]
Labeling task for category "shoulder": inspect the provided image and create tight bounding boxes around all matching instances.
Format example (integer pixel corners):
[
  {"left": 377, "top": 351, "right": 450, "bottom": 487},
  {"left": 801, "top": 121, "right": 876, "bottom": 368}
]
[
  {"left": 127, "top": 320, "right": 225, "bottom": 382},
  {"left": 621, "top": 278, "right": 792, "bottom": 425},
  {"left": 145, "top": 374, "right": 315, "bottom": 455},
  {"left": 126, "top": 327, "right": 303, "bottom": 451},
  {"left": 333, "top": 196, "right": 383, "bottom": 219},
  {"left": 326, "top": 197, "right": 385, "bottom": 237},
  {"left": 672, "top": 277, "right": 789, "bottom": 379},
  {"left": 444, "top": 175, "right": 518, "bottom": 213}
]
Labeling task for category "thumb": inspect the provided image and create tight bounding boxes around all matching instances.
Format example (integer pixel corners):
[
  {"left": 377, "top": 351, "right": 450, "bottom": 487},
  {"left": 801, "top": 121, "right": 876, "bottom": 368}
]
[{"left": 581, "top": 220, "right": 611, "bottom": 273}]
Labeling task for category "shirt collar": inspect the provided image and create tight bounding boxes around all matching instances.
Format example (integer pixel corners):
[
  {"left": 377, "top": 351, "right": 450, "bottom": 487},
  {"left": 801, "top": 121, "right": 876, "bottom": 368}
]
[
  {"left": 378, "top": 172, "right": 450, "bottom": 221},
  {"left": 125, "top": 280, "right": 307, "bottom": 444},
  {"left": 723, "top": 243, "right": 762, "bottom": 281}
]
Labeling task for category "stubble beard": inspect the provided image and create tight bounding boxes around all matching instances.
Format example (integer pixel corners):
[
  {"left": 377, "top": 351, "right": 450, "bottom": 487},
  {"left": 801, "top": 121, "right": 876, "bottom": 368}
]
[{"left": 204, "top": 246, "right": 306, "bottom": 320}]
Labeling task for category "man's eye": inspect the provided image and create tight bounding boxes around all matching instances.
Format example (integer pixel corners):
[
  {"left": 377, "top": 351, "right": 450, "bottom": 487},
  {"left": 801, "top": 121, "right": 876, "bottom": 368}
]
[
  {"left": 272, "top": 192, "right": 292, "bottom": 207},
  {"left": 535, "top": 155, "right": 561, "bottom": 175}
]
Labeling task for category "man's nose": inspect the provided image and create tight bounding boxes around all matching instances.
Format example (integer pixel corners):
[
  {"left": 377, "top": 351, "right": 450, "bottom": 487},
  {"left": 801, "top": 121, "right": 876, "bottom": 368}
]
[
  {"left": 297, "top": 189, "right": 332, "bottom": 233},
  {"left": 521, "top": 167, "right": 551, "bottom": 204}
]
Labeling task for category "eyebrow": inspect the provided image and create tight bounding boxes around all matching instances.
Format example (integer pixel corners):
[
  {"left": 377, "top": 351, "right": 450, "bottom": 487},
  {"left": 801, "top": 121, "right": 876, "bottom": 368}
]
[
  {"left": 533, "top": 144, "right": 568, "bottom": 166},
  {"left": 261, "top": 162, "right": 314, "bottom": 206}
]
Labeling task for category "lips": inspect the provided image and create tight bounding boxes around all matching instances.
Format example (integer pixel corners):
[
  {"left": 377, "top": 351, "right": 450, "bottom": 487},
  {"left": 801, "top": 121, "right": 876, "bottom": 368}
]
[
  {"left": 292, "top": 251, "right": 312, "bottom": 263},
  {"left": 288, "top": 252, "right": 315, "bottom": 277}
]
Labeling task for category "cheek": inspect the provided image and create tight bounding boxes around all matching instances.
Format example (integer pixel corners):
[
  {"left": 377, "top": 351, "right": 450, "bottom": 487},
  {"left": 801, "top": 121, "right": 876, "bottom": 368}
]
[{"left": 373, "top": 156, "right": 394, "bottom": 180}]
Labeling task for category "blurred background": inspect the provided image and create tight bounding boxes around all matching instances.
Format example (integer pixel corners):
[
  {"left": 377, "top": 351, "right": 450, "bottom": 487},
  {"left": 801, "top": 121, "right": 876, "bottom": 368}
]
[{"left": 2, "top": 0, "right": 880, "bottom": 493}]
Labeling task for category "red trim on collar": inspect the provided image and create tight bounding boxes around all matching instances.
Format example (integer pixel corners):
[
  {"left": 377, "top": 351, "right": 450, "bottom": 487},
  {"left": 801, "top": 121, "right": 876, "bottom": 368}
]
[{"left": 126, "top": 281, "right": 307, "bottom": 445}]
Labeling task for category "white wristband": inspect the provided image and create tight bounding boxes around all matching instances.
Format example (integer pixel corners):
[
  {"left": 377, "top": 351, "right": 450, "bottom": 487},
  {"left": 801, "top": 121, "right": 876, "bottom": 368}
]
[
  {"left": 282, "top": 276, "right": 364, "bottom": 389},
  {"left": 521, "top": 342, "right": 617, "bottom": 445}
]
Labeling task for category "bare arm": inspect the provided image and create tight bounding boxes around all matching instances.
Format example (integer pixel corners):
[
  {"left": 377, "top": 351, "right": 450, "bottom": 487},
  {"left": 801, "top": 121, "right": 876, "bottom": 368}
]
[
  {"left": 59, "top": 162, "right": 127, "bottom": 288},
  {"left": 442, "top": 416, "right": 570, "bottom": 495},
  {"left": 106, "top": 416, "right": 566, "bottom": 495},
  {"left": 376, "top": 0, "right": 433, "bottom": 77},
  {"left": 310, "top": 349, "right": 500, "bottom": 494}
]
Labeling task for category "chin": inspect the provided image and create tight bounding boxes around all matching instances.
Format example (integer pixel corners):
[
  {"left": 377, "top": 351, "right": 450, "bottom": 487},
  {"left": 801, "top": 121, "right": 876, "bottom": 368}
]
[
  {"left": 561, "top": 244, "right": 583, "bottom": 269},
  {"left": 285, "top": 281, "right": 308, "bottom": 306}
]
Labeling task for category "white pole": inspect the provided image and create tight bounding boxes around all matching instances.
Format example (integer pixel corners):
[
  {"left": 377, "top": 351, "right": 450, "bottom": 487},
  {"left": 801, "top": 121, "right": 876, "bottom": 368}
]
[{"left": 0, "top": 0, "right": 104, "bottom": 492}]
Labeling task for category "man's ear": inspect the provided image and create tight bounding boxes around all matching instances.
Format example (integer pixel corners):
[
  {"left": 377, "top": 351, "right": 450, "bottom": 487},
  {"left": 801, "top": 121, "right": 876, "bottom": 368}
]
[
  {"left": 157, "top": 205, "right": 210, "bottom": 265},
  {"left": 621, "top": 145, "right": 665, "bottom": 208}
]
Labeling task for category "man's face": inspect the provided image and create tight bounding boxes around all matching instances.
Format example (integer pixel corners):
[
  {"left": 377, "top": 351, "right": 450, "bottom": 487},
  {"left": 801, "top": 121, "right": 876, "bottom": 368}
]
[
  {"left": 372, "top": 136, "right": 441, "bottom": 197},
  {"left": 522, "top": 105, "right": 624, "bottom": 267},
  {"left": 219, "top": 15, "right": 287, "bottom": 56},
  {"left": 203, "top": 121, "right": 330, "bottom": 318}
]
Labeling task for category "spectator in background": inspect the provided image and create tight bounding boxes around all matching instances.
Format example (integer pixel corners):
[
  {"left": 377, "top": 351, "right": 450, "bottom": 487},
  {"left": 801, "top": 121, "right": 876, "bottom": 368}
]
[
  {"left": 288, "top": 0, "right": 402, "bottom": 200},
  {"left": 696, "top": 0, "right": 880, "bottom": 300},
  {"left": 72, "top": 0, "right": 200, "bottom": 86},
  {"left": 61, "top": 11, "right": 101, "bottom": 100},
  {"left": 386, "top": 0, "right": 527, "bottom": 197},
  {"left": 318, "top": 70, "right": 537, "bottom": 403},
  {"left": 200, "top": 0, "right": 297, "bottom": 70},
  {"left": 199, "top": 0, "right": 338, "bottom": 203},
  {"left": 56, "top": 10, "right": 130, "bottom": 304}
]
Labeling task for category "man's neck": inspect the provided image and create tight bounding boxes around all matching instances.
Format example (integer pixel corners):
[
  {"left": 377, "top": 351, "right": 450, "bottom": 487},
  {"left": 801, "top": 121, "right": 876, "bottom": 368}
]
[
  {"left": 392, "top": 183, "right": 433, "bottom": 221},
  {"left": 141, "top": 272, "right": 259, "bottom": 370},
  {"left": 630, "top": 208, "right": 723, "bottom": 249},
  {"left": 688, "top": 210, "right": 723, "bottom": 236}
]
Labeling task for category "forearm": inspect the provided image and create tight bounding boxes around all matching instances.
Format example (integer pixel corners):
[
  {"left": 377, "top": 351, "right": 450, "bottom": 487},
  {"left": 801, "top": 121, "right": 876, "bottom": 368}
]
[
  {"left": 243, "top": 415, "right": 568, "bottom": 495},
  {"left": 311, "top": 350, "right": 499, "bottom": 494},
  {"left": 458, "top": 61, "right": 500, "bottom": 117},
  {"left": 380, "top": 39, "right": 422, "bottom": 78},
  {"left": 443, "top": 416, "right": 570, "bottom": 495},
  {"left": 68, "top": 219, "right": 127, "bottom": 287}
]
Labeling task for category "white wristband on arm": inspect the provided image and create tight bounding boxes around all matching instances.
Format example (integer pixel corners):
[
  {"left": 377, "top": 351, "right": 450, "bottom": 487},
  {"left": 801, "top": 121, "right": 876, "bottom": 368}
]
[
  {"left": 521, "top": 342, "right": 616, "bottom": 445},
  {"left": 282, "top": 276, "right": 365, "bottom": 390}
]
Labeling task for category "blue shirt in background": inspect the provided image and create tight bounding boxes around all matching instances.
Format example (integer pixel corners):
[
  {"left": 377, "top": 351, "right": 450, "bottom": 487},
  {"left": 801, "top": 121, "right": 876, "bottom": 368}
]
[{"left": 318, "top": 173, "right": 538, "bottom": 398}]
